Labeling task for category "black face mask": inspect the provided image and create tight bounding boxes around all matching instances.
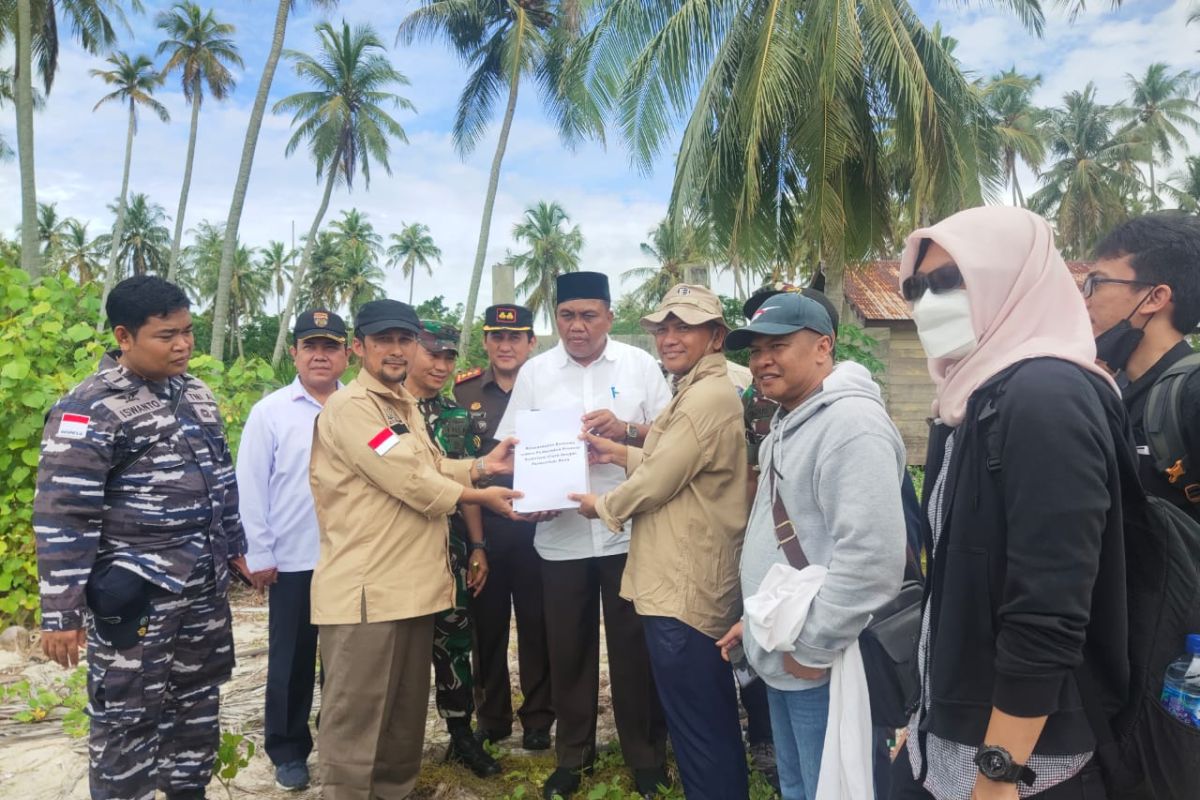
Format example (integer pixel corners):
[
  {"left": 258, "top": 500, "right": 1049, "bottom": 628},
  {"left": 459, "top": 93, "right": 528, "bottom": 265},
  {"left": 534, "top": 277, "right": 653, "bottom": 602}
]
[{"left": 1094, "top": 292, "right": 1153, "bottom": 373}]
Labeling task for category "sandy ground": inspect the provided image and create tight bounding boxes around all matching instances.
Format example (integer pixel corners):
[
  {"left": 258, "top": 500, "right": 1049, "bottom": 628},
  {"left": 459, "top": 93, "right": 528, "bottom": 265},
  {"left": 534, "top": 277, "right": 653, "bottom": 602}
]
[{"left": 0, "top": 589, "right": 624, "bottom": 800}]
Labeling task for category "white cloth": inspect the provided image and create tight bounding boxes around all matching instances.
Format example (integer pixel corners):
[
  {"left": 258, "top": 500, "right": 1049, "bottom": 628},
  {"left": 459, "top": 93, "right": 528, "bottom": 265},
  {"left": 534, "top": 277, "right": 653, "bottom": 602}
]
[
  {"left": 235, "top": 377, "right": 337, "bottom": 573},
  {"left": 495, "top": 338, "right": 672, "bottom": 560},
  {"left": 745, "top": 562, "right": 873, "bottom": 800}
]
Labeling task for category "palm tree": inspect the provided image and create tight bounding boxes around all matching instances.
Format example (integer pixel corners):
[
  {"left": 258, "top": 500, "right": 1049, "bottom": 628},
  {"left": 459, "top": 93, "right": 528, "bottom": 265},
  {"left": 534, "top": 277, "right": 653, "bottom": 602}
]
[
  {"left": 183, "top": 222, "right": 269, "bottom": 359},
  {"left": 91, "top": 52, "right": 169, "bottom": 324},
  {"left": 980, "top": 69, "right": 1047, "bottom": 207},
  {"left": 95, "top": 192, "right": 173, "bottom": 279},
  {"left": 260, "top": 239, "right": 297, "bottom": 313},
  {"left": 207, "top": 0, "right": 338, "bottom": 360},
  {"left": 333, "top": 239, "right": 386, "bottom": 310},
  {"left": 386, "top": 221, "right": 442, "bottom": 303},
  {"left": 5, "top": 0, "right": 126, "bottom": 278},
  {"left": 299, "top": 230, "right": 342, "bottom": 310},
  {"left": 507, "top": 201, "right": 583, "bottom": 325},
  {"left": 1113, "top": 63, "right": 1200, "bottom": 210},
  {"left": 53, "top": 219, "right": 102, "bottom": 284},
  {"left": 622, "top": 215, "right": 716, "bottom": 307},
  {"left": 1162, "top": 155, "right": 1200, "bottom": 211},
  {"left": 397, "top": 0, "right": 584, "bottom": 354},
  {"left": 562, "top": 0, "right": 1043, "bottom": 309},
  {"left": 156, "top": 2, "right": 242, "bottom": 281},
  {"left": 35, "top": 201, "right": 69, "bottom": 258},
  {"left": 268, "top": 20, "right": 414, "bottom": 366},
  {"left": 328, "top": 207, "right": 383, "bottom": 257},
  {"left": 1030, "top": 84, "right": 1144, "bottom": 258}
]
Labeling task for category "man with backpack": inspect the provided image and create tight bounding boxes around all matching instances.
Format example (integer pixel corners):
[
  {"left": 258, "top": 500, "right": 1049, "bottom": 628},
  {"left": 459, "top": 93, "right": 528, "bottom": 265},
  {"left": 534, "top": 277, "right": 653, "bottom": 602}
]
[{"left": 1086, "top": 211, "right": 1200, "bottom": 519}]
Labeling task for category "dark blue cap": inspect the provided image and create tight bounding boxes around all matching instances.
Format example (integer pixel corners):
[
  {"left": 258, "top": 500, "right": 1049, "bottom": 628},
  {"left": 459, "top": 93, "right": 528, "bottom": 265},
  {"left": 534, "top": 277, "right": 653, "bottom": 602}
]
[{"left": 725, "top": 292, "right": 835, "bottom": 351}]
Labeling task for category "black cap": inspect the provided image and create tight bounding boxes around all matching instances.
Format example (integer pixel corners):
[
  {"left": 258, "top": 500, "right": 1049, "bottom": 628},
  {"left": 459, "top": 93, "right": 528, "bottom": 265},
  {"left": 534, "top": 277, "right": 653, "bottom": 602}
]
[
  {"left": 743, "top": 285, "right": 839, "bottom": 333},
  {"left": 354, "top": 299, "right": 422, "bottom": 337},
  {"left": 726, "top": 292, "right": 835, "bottom": 351},
  {"left": 85, "top": 563, "right": 152, "bottom": 650},
  {"left": 293, "top": 308, "right": 347, "bottom": 344},
  {"left": 483, "top": 304, "right": 534, "bottom": 331},
  {"left": 556, "top": 271, "right": 611, "bottom": 305}
]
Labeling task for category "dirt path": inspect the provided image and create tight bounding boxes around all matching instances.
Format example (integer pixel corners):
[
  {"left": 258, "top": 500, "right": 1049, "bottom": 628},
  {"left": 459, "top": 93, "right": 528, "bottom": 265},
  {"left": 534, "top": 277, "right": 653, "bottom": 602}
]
[{"left": 0, "top": 590, "right": 623, "bottom": 800}]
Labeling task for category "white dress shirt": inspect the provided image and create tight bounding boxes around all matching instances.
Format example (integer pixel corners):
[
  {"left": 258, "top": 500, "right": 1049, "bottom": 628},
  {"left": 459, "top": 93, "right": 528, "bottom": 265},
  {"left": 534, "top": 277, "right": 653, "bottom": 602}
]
[
  {"left": 236, "top": 377, "right": 338, "bottom": 573},
  {"left": 496, "top": 338, "right": 672, "bottom": 560}
]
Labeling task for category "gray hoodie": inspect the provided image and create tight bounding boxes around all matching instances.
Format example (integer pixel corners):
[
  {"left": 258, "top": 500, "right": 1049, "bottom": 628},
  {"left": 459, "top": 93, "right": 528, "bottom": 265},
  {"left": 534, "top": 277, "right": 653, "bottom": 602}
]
[{"left": 741, "top": 361, "right": 907, "bottom": 691}]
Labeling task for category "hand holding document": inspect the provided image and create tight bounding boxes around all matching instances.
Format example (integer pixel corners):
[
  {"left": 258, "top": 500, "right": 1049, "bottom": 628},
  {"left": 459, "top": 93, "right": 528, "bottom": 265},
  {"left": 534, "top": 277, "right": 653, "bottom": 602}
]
[{"left": 513, "top": 409, "right": 590, "bottom": 514}]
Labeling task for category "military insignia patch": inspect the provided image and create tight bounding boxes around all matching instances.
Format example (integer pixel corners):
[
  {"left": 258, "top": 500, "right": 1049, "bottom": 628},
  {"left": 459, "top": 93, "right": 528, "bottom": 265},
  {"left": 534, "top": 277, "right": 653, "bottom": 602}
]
[
  {"left": 314, "top": 311, "right": 329, "bottom": 327},
  {"left": 470, "top": 402, "right": 482, "bottom": 411},
  {"left": 497, "top": 308, "right": 517, "bottom": 322},
  {"left": 57, "top": 413, "right": 90, "bottom": 439}
]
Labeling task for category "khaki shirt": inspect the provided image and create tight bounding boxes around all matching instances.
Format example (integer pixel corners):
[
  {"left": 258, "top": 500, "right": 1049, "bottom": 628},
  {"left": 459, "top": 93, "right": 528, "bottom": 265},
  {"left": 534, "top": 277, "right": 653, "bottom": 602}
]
[
  {"left": 309, "top": 370, "right": 473, "bottom": 625},
  {"left": 595, "top": 353, "right": 749, "bottom": 638}
]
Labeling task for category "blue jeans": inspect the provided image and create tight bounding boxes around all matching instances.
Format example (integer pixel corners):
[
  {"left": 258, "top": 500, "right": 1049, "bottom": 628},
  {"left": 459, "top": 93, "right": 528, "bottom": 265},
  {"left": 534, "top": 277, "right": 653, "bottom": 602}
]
[{"left": 767, "top": 683, "right": 830, "bottom": 800}]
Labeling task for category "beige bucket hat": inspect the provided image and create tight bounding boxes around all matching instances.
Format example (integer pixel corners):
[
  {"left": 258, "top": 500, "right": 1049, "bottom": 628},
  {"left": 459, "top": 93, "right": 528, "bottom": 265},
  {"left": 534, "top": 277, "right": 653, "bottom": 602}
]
[{"left": 640, "top": 283, "right": 729, "bottom": 332}]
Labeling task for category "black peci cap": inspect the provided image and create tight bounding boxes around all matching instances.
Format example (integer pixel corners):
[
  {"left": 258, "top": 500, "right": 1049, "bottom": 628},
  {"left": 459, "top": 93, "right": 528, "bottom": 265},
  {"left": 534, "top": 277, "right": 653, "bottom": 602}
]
[
  {"left": 354, "top": 299, "right": 422, "bottom": 337},
  {"left": 556, "top": 271, "right": 611, "bottom": 305},
  {"left": 293, "top": 308, "right": 348, "bottom": 344},
  {"left": 483, "top": 304, "right": 534, "bottom": 331}
]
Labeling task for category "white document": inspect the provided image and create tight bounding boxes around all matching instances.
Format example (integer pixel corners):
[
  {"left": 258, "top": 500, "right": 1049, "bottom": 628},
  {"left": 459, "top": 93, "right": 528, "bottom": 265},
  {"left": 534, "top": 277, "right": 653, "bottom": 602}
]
[{"left": 513, "top": 409, "right": 590, "bottom": 513}]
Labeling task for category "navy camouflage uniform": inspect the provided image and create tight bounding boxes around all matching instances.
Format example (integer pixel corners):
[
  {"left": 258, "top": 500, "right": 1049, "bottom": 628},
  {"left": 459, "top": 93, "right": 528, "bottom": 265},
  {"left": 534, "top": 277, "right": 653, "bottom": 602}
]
[
  {"left": 417, "top": 393, "right": 478, "bottom": 727},
  {"left": 34, "top": 351, "right": 245, "bottom": 800}
]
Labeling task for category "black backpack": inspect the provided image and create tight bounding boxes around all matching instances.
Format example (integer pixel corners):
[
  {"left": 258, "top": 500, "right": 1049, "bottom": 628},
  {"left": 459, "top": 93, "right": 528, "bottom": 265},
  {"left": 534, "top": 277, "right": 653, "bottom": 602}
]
[
  {"left": 1145, "top": 351, "right": 1200, "bottom": 507},
  {"left": 979, "top": 367, "right": 1200, "bottom": 798}
]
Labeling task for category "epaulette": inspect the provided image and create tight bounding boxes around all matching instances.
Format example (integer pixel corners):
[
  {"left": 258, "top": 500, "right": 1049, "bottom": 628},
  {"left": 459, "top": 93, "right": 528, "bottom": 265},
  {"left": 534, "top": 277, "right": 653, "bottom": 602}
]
[{"left": 455, "top": 367, "right": 483, "bottom": 385}]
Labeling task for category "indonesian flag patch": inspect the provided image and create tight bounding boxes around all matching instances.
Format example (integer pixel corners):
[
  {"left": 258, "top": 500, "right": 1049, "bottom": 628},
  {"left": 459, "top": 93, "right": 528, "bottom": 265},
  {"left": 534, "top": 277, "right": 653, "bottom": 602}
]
[
  {"left": 368, "top": 427, "right": 402, "bottom": 456},
  {"left": 57, "top": 413, "right": 91, "bottom": 440}
]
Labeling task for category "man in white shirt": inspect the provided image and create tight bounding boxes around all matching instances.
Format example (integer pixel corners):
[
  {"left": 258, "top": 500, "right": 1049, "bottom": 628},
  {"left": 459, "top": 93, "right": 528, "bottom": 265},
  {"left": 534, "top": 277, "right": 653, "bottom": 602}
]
[
  {"left": 236, "top": 309, "right": 349, "bottom": 792},
  {"left": 496, "top": 272, "right": 672, "bottom": 799}
]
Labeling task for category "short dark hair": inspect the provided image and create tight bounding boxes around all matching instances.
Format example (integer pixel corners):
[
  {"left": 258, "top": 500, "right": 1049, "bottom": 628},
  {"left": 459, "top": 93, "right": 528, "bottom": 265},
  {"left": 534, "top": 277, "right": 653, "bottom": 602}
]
[
  {"left": 1094, "top": 212, "right": 1200, "bottom": 333},
  {"left": 106, "top": 276, "right": 191, "bottom": 334},
  {"left": 485, "top": 329, "right": 535, "bottom": 342}
]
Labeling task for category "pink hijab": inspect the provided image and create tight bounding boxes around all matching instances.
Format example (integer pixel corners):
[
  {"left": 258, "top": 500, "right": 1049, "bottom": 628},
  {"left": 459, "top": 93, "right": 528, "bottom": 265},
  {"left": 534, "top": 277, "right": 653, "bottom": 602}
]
[{"left": 898, "top": 205, "right": 1117, "bottom": 427}]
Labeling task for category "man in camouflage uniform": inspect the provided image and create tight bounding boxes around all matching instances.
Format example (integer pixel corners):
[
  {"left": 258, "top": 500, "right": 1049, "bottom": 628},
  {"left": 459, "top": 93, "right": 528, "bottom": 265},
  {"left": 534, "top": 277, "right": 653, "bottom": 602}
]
[
  {"left": 403, "top": 319, "right": 501, "bottom": 778},
  {"left": 34, "top": 276, "right": 248, "bottom": 800}
]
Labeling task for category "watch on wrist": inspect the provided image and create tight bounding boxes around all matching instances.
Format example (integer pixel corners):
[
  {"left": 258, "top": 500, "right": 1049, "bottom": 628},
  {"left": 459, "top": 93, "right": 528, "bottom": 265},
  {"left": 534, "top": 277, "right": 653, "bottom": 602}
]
[
  {"left": 974, "top": 745, "right": 1037, "bottom": 786},
  {"left": 473, "top": 456, "right": 491, "bottom": 484},
  {"left": 469, "top": 541, "right": 488, "bottom": 553},
  {"left": 625, "top": 422, "right": 639, "bottom": 442}
]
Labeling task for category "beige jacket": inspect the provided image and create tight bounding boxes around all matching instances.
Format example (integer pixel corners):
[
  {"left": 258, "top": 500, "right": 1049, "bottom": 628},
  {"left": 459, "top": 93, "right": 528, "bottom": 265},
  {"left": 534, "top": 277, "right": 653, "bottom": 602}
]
[
  {"left": 309, "top": 370, "right": 473, "bottom": 625},
  {"left": 595, "top": 353, "right": 749, "bottom": 638}
]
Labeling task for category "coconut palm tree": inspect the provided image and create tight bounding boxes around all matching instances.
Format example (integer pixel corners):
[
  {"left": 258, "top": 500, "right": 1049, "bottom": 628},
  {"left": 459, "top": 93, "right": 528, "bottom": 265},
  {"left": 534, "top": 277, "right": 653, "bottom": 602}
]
[
  {"left": 91, "top": 52, "right": 170, "bottom": 323},
  {"left": 268, "top": 20, "right": 414, "bottom": 366},
  {"left": 1113, "top": 63, "right": 1200, "bottom": 210},
  {"left": 156, "top": 2, "right": 243, "bottom": 281},
  {"left": 94, "top": 192, "right": 173, "bottom": 279},
  {"left": 207, "top": 0, "right": 338, "bottom": 360},
  {"left": 53, "top": 219, "right": 102, "bottom": 284},
  {"left": 1030, "top": 84, "right": 1144, "bottom": 258},
  {"left": 980, "top": 69, "right": 1047, "bottom": 207},
  {"left": 4, "top": 0, "right": 127, "bottom": 278},
  {"left": 507, "top": 201, "right": 582, "bottom": 325},
  {"left": 35, "top": 201, "right": 69, "bottom": 258},
  {"left": 183, "top": 221, "right": 269, "bottom": 359},
  {"left": 260, "top": 239, "right": 297, "bottom": 313},
  {"left": 386, "top": 221, "right": 442, "bottom": 303},
  {"left": 622, "top": 215, "right": 716, "bottom": 307},
  {"left": 397, "top": 0, "right": 585, "bottom": 354},
  {"left": 1163, "top": 155, "right": 1200, "bottom": 211},
  {"left": 333, "top": 239, "right": 386, "bottom": 311},
  {"left": 563, "top": 0, "right": 1042, "bottom": 309},
  {"left": 299, "top": 231, "right": 342, "bottom": 310},
  {"left": 328, "top": 207, "right": 383, "bottom": 257}
]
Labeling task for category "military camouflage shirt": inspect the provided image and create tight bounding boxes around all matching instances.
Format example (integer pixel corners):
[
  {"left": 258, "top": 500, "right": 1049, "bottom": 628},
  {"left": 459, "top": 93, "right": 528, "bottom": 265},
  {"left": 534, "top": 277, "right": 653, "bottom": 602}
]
[
  {"left": 742, "top": 383, "right": 778, "bottom": 469},
  {"left": 34, "top": 351, "right": 246, "bottom": 631},
  {"left": 416, "top": 393, "right": 477, "bottom": 461}
]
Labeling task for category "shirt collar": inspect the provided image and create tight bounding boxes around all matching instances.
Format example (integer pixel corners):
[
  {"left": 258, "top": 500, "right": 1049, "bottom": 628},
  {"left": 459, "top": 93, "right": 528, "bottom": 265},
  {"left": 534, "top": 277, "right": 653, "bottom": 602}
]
[
  {"left": 356, "top": 368, "right": 414, "bottom": 404},
  {"left": 554, "top": 336, "right": 616, "bottom": 368},
  {"left": 98, "top": 349, "right": 178, "bottom": 395},
  {"left": 290, "top": 375, "right": 343, "bottom": 406}
]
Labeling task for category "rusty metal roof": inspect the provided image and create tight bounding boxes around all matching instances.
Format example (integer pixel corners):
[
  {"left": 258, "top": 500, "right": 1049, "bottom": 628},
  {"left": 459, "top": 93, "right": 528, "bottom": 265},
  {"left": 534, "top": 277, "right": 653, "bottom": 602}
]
[{"left": 845, "top": 260, "right": 1093, "bottom": 323}]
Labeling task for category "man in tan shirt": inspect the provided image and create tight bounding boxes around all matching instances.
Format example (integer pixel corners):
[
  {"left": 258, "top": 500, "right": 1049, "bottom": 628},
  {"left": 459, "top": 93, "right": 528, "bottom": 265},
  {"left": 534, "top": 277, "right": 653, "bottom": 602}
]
[
  {"left": 571, "top": 285, "right": 750, "bottom": 800},
  {"left": 309, "top": 299, "right": 520, "bottom": 800}
]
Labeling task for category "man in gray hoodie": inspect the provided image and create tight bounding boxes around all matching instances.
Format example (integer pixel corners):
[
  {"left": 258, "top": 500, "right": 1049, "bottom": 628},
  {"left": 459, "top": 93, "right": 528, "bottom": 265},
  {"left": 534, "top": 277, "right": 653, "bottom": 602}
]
[{"left": 717, "top": 292, "right": 906, "bottom": 800}]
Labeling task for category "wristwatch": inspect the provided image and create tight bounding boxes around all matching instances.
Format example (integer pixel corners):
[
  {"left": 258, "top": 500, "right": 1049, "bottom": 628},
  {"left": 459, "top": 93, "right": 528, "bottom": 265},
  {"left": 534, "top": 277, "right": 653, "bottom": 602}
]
[
  {"left": 625, "top": 422, "right": 639, "bottom": 442},
  {"left": 974, "top": 745, "right": 1036, "bottom": 786},
  {"left": 469, "top": 541, "right": 488, "bottom": 553},
  {"left": 473, "top": 456, "right": 491, "bottom": 485}
]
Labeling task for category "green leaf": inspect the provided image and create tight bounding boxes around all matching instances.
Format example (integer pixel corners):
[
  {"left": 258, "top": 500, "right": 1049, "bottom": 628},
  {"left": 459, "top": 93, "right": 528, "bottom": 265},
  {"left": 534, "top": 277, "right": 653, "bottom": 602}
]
[
  {"left": 21, "top": 448, "right": 40, "bottom": 467},
  {"left": 66, "top": 323, "right": 94, "bottom": 343},
  {"left": 1, "top": 359, "right": 30, "bottom": 380}
]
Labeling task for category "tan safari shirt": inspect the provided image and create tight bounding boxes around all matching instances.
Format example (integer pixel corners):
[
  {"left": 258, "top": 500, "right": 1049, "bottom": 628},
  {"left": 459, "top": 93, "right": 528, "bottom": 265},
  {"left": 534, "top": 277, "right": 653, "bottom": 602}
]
[
  {"left": 595, "top": 353, "right": 749, "bottom": 638},
  {"left": 309, "top": 369, "right": 474, "bottom": 625}
]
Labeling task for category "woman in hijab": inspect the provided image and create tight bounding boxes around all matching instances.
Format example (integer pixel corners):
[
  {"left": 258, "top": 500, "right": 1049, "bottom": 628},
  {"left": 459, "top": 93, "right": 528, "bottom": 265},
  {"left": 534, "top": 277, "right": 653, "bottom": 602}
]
[{"left": 892, "top": 206, "right": 1129, "bottom": 800}]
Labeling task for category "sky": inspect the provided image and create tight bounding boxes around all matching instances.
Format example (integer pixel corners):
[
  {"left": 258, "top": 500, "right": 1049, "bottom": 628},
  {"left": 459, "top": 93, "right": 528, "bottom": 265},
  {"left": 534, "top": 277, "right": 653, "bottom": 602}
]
[{"left": 1, "top": 0, "right": 1197, "bottom": 332}]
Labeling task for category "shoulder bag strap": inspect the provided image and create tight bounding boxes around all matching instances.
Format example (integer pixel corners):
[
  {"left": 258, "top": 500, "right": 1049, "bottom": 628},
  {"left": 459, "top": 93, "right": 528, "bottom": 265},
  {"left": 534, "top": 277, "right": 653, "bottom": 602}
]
[{"left": 769, "top": 447, "right": 810, "bottom": 570}]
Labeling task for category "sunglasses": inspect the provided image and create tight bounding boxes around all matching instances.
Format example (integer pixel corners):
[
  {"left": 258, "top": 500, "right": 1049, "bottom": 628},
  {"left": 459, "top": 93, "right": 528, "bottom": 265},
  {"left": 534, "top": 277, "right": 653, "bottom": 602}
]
[
  {"left": 901, "top": 265, "right": 964, "bottom": 303},
  {"left": 1080, "top": 273, "right": 1155, "bottom": 299}
]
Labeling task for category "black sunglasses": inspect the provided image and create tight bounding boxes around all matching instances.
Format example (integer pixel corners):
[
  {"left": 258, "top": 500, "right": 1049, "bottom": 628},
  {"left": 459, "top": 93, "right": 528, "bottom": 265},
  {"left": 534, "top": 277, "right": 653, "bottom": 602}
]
[
  {"left": 1080, "top": 273, "right": 1155, "bottom": 299},
  {"left": 901, "top": 265, "right": 964, "bottom": 303}
]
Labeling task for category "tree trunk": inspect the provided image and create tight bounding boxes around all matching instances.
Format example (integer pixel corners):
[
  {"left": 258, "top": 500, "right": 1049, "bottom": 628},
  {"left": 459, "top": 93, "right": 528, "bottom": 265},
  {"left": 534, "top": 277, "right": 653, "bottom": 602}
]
[
  {"left": 97, "top": 102, "right": 137, "bottom": 329},
  {"left": 1149, "top": 158, "right": 1157, "bottom": 211},
  {"left": 457, "top": 70, "right": 521, "bottom": 355},
  {"left": 211, "top": 0, "right": 291, "bottom": 358},
  {"left": 15, "top": 0, "right": 40, "bottom": 279},
  {"left": 271, "top": 160, "right": 340, "bottom": 366},
  {"left": 167, "top": 89, "right": 202, "bottom": 282},
  {"left": 236, "top": 314, "right": 245, "bottom": 361},
  {"left": 408, "top": 265, "right": 415, "bottom": 305}
]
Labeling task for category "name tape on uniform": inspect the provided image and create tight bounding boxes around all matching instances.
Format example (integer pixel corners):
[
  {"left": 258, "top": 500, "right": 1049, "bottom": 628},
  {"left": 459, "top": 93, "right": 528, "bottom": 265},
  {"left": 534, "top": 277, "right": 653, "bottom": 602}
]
[{"left": 57, "top": 413, "right": 91, "bottom": 439}]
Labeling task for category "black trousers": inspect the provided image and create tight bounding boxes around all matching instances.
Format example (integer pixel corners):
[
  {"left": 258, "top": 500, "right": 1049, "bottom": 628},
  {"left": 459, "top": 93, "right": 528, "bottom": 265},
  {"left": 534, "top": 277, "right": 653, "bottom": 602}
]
[
  {"left": 265, "top": 570, "right": 319, "bottom": 766},
  {"left": 890, "top": 744, "right": 1108, "bottom": 799},
  {"left": 541, "top": 554, "right": 668, "bottom": 770},
  {"left": 470, "top": 517, "right": 554, "bottom": 733},
  {"left": 739, "top": 676, "right": 772, "bottom": 745}
]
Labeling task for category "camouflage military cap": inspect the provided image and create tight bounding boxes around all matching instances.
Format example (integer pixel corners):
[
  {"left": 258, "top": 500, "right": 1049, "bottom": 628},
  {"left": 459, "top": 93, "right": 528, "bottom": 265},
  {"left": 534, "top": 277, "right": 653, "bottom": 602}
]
[{"left": 419, "top": 319, "right": 460, "bottom": 354}]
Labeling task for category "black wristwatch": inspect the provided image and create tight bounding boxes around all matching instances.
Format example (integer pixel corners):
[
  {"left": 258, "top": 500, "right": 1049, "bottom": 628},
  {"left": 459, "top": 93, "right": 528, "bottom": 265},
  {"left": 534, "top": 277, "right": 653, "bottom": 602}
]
[
  {"left": 974, "top": 745, "right": 1036, "bottom": 786},
  {"left": 469, "top": 541, "right": 488, "bottom": 553}
]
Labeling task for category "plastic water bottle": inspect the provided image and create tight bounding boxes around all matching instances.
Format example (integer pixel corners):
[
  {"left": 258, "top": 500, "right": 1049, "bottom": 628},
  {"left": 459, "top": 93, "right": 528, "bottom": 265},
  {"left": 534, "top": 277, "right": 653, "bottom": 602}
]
[{"left": 1161, "top": 634, "right": 1200, "bottom": 729}]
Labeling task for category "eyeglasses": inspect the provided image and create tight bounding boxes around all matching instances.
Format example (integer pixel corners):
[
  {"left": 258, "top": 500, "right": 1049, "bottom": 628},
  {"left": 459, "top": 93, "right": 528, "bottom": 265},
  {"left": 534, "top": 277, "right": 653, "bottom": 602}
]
[
  {"left": 901, "top": 265, "right": 964, "bottom": 303},
  {"left": 1080, "top": 274, "right": 1155, "bottom": 299}
]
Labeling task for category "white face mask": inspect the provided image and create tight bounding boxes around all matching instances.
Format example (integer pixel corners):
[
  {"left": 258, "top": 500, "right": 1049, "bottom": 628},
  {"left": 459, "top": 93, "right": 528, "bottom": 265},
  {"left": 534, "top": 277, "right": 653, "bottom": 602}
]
[{"left": 912, "top": 288, "right": 977, "bottom": 360}]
